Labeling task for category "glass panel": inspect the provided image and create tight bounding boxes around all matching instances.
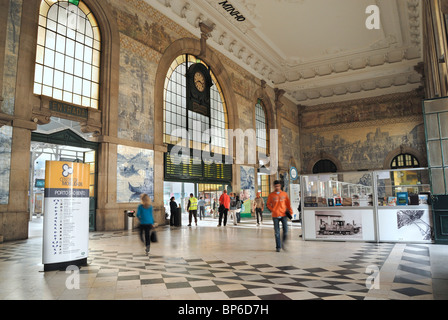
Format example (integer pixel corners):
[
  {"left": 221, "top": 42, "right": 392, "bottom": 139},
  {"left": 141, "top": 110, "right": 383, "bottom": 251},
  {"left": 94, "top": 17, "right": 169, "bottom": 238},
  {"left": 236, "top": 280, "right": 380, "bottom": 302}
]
[
  {"left": 43, "top": 66, "right": 54, "bottom": 86},
  {"left": 54, "top": 70, "right": 64, "bottom": 89},
  {"left": 64, "top": 73, "right": 73, "bottom": 91},
  {"left": 425, "top": 114, "right": 440, "bottom": 140},
  {"left": 439, "top": 112, "right": 448, "bottom": 139},
  {"left": 34, "top": 83, "right": 42, "bottom": 95},
  {"left": 34, "top": 64, "right": 43, "bottom": 84},
  {"left": 54, "top": 52, "right": 65, "bottom": 71},
  {"left": 424, "top": 97, "right": 448, "bottom": 113},
  {"left": 43, "top": 48, "right": 55, "bottom": 68},
  {"left": 443, "top": 140, "right": 448, "bottom": 167},
  {"left": 431, "top": 168, "right": 446, "bottom": 195},
  {"left": 303, "top": 172, "right": 373, "bottom": 207},
  {"left": 376, "top": 169, "right": 431, "bottom": 206},
  {"left": 428, "top": 140, "right": 443, "bottom": 167}
]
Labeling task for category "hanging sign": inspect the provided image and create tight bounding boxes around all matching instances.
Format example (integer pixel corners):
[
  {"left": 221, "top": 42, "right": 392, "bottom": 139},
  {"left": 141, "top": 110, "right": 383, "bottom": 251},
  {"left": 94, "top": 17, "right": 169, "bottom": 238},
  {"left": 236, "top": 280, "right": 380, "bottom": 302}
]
[{"left": 42, "top": 161, "right": 90, "bottom": 271}]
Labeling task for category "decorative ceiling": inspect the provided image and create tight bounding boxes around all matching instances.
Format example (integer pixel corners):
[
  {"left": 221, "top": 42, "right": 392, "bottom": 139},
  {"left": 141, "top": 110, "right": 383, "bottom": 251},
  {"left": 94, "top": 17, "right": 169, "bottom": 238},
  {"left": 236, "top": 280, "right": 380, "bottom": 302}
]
[{"left": 150, "top": 0, "right": 423, "bottom": 106}]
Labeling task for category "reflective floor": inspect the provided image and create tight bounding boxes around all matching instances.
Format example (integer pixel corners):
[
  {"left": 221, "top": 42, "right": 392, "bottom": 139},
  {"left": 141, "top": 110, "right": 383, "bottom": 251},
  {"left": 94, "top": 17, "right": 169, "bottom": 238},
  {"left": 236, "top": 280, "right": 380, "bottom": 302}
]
[{"left": 1, "top": 215, "right": 448, "bottom": 300}]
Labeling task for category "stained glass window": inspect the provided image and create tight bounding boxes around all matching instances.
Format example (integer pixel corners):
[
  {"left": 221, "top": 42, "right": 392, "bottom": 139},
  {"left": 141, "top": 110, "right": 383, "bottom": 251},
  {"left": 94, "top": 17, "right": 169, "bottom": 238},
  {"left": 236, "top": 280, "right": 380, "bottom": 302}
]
[{"left": 34, "top": 0, "right": 101, "bottom": 109}]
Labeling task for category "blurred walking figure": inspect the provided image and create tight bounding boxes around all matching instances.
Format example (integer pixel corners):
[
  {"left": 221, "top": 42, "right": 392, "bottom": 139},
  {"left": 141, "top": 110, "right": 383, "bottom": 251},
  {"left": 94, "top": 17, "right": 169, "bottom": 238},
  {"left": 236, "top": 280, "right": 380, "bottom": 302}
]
[
  {"left": 254, "top": 192, "right": 264, "bottom": 225},
  {"left": 267, "top": 181, "right": 293, "bottom": 252},
  {"left": 229, "top": 192, "right": 238, "bottom": 225},
  {"left": 137, "top": 193, "right": 154, "bottom": 254},
  {"left": 198, "top": 196, "right": 206, "bottom": 220}
]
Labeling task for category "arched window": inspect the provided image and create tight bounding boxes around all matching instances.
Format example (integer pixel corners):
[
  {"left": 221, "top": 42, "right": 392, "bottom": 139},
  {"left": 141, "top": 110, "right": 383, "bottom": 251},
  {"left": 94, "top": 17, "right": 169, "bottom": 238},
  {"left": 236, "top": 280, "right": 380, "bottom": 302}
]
[
  {"left": 163, "top": 54, "right": 228, "bottom": 155},
  {"left": 391, "top": 154, "right": 420, "bottom": 169},
  {"left": 313, "top": 159, "right": 337, "bottom": 174},
  {"left": 255, "top": 99, "right": 270, "bottom": 196},
  {"left": 34, "top": 0, "right": 101, "bottom": 109},
  {"left": 255, "top": 99, "right": 268, "bottom": 156}
]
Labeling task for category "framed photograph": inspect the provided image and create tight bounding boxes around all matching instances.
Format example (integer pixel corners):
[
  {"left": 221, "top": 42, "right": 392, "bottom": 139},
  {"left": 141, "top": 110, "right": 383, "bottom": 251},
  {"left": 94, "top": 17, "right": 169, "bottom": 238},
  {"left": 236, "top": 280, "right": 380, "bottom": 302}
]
[{"left": 328, "top": 198, "right": 334, "bottom": 207}]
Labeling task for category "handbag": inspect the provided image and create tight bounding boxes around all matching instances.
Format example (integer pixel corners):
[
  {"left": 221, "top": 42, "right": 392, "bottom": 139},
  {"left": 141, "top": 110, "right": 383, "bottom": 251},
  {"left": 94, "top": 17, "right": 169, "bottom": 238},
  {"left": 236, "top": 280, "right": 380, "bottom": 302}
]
[
  {"left": 285, "top": 209, "right": 292, "bottom": 220},
  {"left": 150, "top": 230, "right": 158, "bottom": 243}
]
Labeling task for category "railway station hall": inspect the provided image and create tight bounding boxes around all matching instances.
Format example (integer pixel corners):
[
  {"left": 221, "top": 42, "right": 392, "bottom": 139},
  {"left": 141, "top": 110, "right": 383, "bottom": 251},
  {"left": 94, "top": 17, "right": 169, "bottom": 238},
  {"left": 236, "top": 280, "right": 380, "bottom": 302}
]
[{"left": 1, "top": 0, "right": 448, "bottom": 304}]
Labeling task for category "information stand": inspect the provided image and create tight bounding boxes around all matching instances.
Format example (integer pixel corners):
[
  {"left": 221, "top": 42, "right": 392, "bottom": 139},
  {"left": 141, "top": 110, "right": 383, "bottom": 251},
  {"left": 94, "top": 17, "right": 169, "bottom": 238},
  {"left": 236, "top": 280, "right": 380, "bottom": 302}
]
[{"left": 42, "top": 161, "right": 90, "bottom": 271}]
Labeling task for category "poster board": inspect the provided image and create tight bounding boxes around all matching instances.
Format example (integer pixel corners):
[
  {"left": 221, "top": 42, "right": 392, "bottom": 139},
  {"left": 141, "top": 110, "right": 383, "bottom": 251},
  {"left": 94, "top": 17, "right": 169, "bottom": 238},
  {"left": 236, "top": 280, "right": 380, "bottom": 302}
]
[
  {"left": 377, "top": 207, "right": 433, "bottom": 242},
  {"left": 303, "top": 208, "right": 376, "bottom": 241},
  {"left": 42, "top": 161, "right": 90, "bottom": 271}
]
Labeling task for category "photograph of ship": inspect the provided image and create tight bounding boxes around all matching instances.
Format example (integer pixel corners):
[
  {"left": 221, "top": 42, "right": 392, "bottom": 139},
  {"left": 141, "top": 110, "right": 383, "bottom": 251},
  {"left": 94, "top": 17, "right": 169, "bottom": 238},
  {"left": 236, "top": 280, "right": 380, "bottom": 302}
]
[{"left": 315, "top": 210, "right": 363, "bottom": 239}]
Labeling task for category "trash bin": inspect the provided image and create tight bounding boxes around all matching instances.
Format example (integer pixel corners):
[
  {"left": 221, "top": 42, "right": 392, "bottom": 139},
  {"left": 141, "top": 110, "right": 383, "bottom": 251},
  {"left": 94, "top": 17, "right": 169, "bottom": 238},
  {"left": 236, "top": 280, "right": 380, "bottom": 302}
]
[
  {"left": 174, "top": 206, "right": 181, "bottom": 227},
  {"left": 124, "top": 210, "right": 135, "bottom": 231}
]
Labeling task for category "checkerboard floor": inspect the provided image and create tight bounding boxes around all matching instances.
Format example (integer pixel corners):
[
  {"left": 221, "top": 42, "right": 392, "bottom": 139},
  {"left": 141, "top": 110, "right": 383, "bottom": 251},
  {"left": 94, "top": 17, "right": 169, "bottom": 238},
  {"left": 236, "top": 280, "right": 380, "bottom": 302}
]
[{"left": 0, "top": 217, "right": 447, "bottom": 300}]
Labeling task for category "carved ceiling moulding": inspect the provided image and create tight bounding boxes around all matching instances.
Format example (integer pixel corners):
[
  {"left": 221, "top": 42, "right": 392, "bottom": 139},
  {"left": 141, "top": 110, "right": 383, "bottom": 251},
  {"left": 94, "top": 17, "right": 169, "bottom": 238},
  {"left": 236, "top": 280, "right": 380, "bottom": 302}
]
[
  {"left": 290, "top": 71, "right": 423, "bottom": 103},
  {"left": 151, "top": 0, "right": 423, "bottom": 104}
]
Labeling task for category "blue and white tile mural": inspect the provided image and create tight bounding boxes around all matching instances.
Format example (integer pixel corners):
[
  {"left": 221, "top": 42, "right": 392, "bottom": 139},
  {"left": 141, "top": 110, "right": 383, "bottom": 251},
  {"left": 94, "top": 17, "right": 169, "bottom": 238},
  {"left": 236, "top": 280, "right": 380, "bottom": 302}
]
[
  {"left": 0, "top": 126, "right": 12, "bottom": 204},
  {"left": 240, "top": 165, "right": 255, "bottom": 200},
  {"left": 117, "top": 145, "right": 154, "bottom": 203}
]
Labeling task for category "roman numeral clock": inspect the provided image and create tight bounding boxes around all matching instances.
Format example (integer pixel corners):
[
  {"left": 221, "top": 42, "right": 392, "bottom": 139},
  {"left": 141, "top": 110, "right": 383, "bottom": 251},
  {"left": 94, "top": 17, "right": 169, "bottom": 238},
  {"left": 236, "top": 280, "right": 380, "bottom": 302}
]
[{"left": 186, "top": 63, "right": 212, "bottom": 117}]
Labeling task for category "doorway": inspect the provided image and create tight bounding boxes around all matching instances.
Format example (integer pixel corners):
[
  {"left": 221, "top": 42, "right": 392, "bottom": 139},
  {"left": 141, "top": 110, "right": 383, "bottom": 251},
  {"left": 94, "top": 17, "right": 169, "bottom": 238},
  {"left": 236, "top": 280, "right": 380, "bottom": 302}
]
[
  {"left": 163, "top": 182, "right": 228, "bottom": 220},
  {"left": 30, "top": 117, "right": 98, "bottom": 231}
]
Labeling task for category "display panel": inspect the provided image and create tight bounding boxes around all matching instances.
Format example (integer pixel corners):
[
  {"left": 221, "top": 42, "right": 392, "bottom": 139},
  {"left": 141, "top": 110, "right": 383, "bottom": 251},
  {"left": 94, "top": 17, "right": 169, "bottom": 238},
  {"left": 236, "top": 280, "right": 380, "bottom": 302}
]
[
  {"left": 302, "top": 172, "right": 373, "bottom": 208},
  {"left": 376, "top": 169, "right": 431, "bottom": 207},
  {"left": 376, "top": 168, "right": 433, "bottom": 243}
]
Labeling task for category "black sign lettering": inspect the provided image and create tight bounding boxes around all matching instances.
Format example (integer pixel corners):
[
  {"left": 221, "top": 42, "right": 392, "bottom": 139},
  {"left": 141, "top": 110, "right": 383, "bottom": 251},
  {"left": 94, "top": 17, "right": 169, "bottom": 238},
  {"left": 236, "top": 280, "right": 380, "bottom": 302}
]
[{"left": 218, "top": 1, "right": 246, "bottom": 22}]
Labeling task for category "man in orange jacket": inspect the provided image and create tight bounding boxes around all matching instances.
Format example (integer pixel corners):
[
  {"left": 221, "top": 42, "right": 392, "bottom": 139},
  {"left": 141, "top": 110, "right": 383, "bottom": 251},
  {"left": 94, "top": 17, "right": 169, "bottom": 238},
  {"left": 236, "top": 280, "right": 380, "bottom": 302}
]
[{"left": 267, "top": 180, "right": 293, "bottom": 252}]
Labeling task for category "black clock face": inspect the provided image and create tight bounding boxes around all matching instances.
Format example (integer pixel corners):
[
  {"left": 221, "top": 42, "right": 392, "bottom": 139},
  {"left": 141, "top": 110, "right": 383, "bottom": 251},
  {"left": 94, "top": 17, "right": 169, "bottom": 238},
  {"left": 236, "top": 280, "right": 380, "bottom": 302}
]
[{"left": 194, "top": 71, "right": 206, "bottom": 92}]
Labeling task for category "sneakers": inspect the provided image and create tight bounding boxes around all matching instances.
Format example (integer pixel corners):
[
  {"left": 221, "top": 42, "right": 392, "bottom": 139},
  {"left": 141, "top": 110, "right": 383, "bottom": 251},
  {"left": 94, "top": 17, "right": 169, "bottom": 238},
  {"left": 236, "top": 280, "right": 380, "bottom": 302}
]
[{"left": 145, "top": 245, "right": 150, "bottom": 254}]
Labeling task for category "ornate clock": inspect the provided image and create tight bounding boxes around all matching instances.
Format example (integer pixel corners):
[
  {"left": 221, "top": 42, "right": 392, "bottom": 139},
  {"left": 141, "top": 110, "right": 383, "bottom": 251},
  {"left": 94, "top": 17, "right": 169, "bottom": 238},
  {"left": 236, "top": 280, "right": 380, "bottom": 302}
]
[{"left": 186, "top": 63, "right": 212, "bottom": 117}]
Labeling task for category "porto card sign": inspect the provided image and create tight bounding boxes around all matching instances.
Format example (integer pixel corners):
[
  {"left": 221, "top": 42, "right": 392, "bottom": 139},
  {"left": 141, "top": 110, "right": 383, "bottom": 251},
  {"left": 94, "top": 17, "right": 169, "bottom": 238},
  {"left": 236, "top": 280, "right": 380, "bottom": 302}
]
[{"left": 42, "top": 161, "right": 90, "bottom": 271}]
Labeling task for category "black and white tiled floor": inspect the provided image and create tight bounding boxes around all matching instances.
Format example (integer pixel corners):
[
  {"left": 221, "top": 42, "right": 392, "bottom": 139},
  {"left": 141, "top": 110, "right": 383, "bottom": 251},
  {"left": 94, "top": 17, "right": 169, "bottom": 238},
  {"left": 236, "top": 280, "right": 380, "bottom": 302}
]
[{"left": 0, "top": 217, "right": 447, "bottom": 300}]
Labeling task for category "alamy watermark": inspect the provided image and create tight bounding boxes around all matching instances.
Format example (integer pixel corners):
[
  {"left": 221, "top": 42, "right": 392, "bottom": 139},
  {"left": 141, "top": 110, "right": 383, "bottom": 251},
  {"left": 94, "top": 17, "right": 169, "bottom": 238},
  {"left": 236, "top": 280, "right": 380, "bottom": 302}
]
[
  {"left": 366, "top": 5, "right": 381, "bottom": 30},
  {"left": 365, "top": 265, "right": 380, "bottom": 290},
  {"left": 65, "top": 265, "right": 80, "bottom": 290},
  {"left": 168, "top": 126, "right": 278, "bottom": 174}
]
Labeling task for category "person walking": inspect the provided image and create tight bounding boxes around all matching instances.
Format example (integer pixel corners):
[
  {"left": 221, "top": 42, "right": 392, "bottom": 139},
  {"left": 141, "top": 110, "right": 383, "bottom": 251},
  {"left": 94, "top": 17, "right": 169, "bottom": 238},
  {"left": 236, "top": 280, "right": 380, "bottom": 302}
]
[
  {"left": 266, "top": 180, "right": 293, "bottom": 252},
  {"left": 235, "top": 195, "right": 242, "bottom": 223},
  {"left": 187, "top": 193, "right": 198, "bottom": 226},
  {"left": 254, "top": 192, "right": 264, "bottom": 226},
  {"left": 229, "top": 192, "right": 238, "bottom": 225},
  {"left": 136, "top": 193, "right": 154, "bottom": 254},
  {"left": 198, "top": 196, "right": 206, "bottom": 220},
  {"left": 218, "top": 189, "right": 230, "bottom": 227}
]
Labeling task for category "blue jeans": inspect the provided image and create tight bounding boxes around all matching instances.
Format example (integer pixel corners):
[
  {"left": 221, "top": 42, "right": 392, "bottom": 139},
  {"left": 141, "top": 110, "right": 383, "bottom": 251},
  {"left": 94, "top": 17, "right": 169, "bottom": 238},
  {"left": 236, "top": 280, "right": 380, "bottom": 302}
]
[{"left": 273, "top": 216, "right": 288, "bottom": 250}]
